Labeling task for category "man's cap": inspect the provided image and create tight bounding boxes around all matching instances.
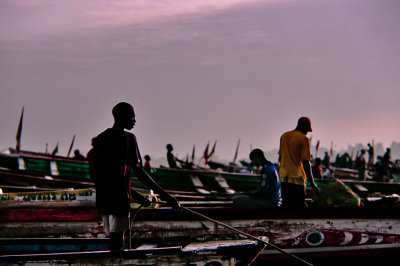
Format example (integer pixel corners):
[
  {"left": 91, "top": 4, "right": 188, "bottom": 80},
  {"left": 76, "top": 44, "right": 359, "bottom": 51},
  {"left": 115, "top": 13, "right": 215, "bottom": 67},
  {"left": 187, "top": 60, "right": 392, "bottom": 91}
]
[{"left": 297, "top": 117, "right": 312, "bottom": 132}]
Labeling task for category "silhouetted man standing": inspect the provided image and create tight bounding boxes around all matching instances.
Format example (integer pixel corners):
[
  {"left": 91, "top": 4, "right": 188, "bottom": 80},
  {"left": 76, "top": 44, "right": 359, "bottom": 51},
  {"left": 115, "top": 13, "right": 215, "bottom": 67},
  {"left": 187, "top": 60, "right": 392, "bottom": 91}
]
[
  {"left": 357, "top": 149, "right": 367, "bottom": 181},
  {"left": 89, "top": 102, "right": 181, "bottom": 250},
  {"left": 279, "top": 117, "right": 319, "bottom": 208}
]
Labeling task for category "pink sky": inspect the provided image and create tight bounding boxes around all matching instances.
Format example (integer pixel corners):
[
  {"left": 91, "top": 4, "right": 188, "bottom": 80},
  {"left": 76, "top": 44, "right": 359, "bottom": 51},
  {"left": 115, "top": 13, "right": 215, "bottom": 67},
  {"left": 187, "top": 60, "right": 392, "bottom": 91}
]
[{"left": 1, "top": 0, "right": 399, "bottom": 163}]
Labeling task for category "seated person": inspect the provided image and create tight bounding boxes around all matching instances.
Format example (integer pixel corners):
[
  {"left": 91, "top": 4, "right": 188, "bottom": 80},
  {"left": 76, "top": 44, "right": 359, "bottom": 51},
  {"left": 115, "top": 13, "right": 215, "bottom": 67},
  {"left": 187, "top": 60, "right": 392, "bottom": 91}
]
[
  {"left": 233, "top": 149, "right": 282, "bottom": 208},
  {"left": 312, "top": 157, "right": 323, "bottom": 179},
  {"left": 166, "top": 144, "right": 180, "bottom": 168},
  {"left": 144, "top": 154, "right": 151, "bottom": 169},
  {"left": 73, "top": 149, "right": 86, "bottom": 160}
]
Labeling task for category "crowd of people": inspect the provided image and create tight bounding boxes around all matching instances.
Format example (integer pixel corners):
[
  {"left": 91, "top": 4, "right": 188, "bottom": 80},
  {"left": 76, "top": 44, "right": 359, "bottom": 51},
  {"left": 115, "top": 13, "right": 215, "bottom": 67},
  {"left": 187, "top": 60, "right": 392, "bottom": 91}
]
[{"left": 313, "top": 146, "right": 399, "bottom": 182}]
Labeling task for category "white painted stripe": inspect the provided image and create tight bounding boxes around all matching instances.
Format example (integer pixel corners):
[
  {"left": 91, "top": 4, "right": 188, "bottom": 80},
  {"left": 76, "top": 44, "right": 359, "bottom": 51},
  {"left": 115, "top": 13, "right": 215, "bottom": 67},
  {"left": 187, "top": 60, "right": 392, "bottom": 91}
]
[
  {"left": 18, "top": 158, "right": 26, "bottom": 170},
  {"left": 214, "top": 175, "right": 235, "bottom": 194},
  {"left": 50, "top": 161, "right": 59, "bottom": 176},
  {"left": 190, "top": 175, "right": 210, "bottom": 194}
]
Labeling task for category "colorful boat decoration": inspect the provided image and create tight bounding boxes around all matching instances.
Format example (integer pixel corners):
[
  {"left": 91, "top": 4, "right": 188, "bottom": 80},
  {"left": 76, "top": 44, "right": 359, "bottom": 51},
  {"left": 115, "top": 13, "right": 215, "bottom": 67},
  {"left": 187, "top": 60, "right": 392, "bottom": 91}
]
[
  {"left": 0, "top": 188, "right": 96, "bottom": 208},
  {"left": 0, "top": 188, "right": 159, "bottom": 209}
]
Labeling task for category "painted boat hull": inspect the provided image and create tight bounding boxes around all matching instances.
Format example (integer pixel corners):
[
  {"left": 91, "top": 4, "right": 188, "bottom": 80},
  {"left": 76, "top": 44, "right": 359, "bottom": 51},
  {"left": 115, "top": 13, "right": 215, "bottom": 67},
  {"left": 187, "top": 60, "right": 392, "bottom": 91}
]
[
  {"left": 0, "top": 239, "right": 263, "bottom": 266},
  {"left": 1, "top": 206, "right": 400, "bottom": 257}
]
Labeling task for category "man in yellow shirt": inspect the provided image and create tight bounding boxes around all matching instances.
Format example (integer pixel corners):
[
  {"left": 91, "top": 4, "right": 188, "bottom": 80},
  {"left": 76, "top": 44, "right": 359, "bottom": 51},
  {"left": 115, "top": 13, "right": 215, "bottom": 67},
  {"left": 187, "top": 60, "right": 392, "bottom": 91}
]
[{"left": 279, "top": 117, "right": 319, "bottom": 208}]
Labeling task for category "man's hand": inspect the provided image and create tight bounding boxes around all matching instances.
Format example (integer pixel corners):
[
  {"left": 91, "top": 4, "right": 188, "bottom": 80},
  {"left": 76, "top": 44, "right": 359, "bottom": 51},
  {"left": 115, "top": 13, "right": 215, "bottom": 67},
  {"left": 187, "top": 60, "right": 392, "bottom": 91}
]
[
  {"left": 140, "top": 196, "right": 152, "bottom": 207},
  {"left": 134, "top": 167, "right": 181, "bottom": 211},
  {"left": 311, "top": 183, "right": 320, "bottom": 197},
  {"left": 130, "top": 188, "right": 152, "bottom": 207},
  {"left": 167, "top": 196, "right": 182, "bottom": 211}
]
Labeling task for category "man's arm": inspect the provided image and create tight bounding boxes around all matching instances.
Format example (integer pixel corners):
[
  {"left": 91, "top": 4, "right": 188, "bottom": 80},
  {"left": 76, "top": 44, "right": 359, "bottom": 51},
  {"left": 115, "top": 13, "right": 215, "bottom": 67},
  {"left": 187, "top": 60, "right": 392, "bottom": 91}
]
[
  {"left": 134, "top": 167, "right": 181, "bottom": 210},
  {"left": 303, "top": 160, "right": 319, "bottom": 196},
  {"left": 130, "top": 135, "right": 180, "bottom": 209}
]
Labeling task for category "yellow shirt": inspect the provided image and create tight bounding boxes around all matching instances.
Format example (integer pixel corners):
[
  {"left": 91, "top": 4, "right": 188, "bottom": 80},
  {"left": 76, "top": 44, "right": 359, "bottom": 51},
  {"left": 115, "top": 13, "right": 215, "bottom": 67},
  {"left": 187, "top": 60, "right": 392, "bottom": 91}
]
[{"left": 278, "top": 130, "right": 311, "bottom": 186}]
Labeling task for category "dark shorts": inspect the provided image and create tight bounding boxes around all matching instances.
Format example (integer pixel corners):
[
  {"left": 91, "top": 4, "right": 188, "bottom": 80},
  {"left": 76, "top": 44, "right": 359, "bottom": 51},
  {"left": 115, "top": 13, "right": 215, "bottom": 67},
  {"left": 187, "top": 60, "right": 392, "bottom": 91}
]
[{"left": 281, "top": 182, "right": 306, "bottom": 208}]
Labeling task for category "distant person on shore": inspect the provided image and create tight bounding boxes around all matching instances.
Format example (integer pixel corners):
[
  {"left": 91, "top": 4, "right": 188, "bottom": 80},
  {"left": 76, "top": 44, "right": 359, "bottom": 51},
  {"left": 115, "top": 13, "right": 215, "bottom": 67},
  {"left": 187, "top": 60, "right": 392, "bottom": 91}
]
[
  {"left": 367, "top": 143, "right": 374, "bottom": 169},
  {"left": 383, "top": 148, "right": 393, "bottom": 180},
  {"left": 341, "top": 152, "right": 351, "bottom": 168},
  {"left": 233, "top": 149, "right": 282, "bottom": 208},
  {"left": 278, "top": 117, "right": 319, "bottom": 208},
  {"left": 144, "top": 155, "right": 151, "bottom": 169},
  {"left": 334, "top": 154, "right": 341, "bottom": 167},
  {"left": 73, "top": 149, "right": 86, "bottom": 160},
  {"left": 383, "top": 148, "right": 392, "bottom": 166},
  {"left": 357, "top": 149, "right": 367, "bottom": 181},
  {"left": 322, "top": 152, "right": 330, "bottom": 169},
  {"left": 88, "top": 102, "right": 181, "bottom": 250},
  {"left": 374, "top": 156, "right": 385, "bottom": 181}
]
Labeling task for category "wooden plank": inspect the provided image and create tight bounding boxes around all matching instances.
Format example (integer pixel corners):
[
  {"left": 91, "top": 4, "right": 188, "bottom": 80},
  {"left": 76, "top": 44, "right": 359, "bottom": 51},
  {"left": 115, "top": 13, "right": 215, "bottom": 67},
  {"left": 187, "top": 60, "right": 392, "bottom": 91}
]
[{"left": 0, "top": 221, "right": 100, "bottom": 237}]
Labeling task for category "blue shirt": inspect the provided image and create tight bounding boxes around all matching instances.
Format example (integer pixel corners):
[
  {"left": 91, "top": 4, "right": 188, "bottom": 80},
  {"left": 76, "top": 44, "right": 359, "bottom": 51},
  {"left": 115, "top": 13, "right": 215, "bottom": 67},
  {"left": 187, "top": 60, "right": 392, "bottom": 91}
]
[{"left": 259, "top": 162, "right": 282, "bottom": 207}]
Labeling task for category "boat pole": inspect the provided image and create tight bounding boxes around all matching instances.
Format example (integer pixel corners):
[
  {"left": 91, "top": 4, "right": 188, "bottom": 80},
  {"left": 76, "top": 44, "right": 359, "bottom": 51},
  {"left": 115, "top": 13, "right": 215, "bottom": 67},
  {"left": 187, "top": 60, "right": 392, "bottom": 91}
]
[{"left": 182, "top": 207, "right": 315, "bottom": 266}]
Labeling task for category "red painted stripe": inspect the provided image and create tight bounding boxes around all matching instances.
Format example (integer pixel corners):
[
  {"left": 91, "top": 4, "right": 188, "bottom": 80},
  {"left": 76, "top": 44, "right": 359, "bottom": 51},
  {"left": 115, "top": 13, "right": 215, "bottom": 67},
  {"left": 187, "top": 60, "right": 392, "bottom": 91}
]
[{"left": 0, "top": 208, "right": 100, "bottom": 222}]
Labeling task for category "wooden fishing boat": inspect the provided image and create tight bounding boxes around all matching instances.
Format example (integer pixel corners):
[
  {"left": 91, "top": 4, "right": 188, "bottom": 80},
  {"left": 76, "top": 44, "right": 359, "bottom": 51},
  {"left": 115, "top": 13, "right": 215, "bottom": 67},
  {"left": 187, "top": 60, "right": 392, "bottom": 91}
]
[
  {"left": 0, "top": 206, "right": 399, "bottom": 265},
  {"left": 0, "top": 187, "right": 233, "bottom": 212},
  {"left": 1, "top": 199, "right": 400, "bottom": 257},
  {"left": 0, "top": 239, "right": 264, "bottom": 266},
  {"left": 2, "top": 152, "right": 399, "bottom": 198},
  {"left": 0, "top": 187, "right": 399, "bottom": 264}
]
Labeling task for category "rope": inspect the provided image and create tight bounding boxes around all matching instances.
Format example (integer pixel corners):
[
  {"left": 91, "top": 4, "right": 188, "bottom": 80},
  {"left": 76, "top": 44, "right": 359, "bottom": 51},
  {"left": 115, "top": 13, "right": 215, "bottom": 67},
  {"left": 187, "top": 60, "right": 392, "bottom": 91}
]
[
  {"left": 128, "top": 205, "right": 143, "bottom": 249},
  {"left": 182, "top": 207, "right": 315, "bottom": 266},
  {"left": 248, "top": 244, "right": 267, "bottom": 265}
]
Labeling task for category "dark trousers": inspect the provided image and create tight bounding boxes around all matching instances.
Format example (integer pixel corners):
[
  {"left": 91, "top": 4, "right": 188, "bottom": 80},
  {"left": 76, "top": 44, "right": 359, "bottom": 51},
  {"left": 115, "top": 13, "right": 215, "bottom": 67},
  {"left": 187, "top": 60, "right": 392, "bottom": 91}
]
[
  {"left": 281, "top": 182, "right": 306, "bottom": 208},
  {"left": 110, "top": 232, "right": 124, "bottom": 250}
]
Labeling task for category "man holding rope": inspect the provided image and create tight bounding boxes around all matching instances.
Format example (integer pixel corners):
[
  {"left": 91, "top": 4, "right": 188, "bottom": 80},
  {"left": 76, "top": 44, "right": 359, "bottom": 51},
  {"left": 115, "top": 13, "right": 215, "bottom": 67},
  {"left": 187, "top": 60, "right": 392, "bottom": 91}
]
[{"left": 88, "top": 102, "right": 181, "bottom": 250}]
